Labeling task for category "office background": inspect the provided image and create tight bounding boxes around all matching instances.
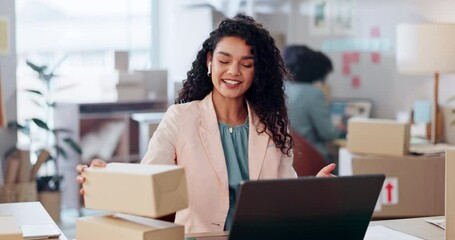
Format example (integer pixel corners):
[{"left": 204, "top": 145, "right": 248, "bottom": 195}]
[{"left": 1, "top": 0, "right": 455, "bottom": 236}]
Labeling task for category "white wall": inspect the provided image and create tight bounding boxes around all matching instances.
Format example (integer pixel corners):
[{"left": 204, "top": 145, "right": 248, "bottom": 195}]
[
  {"left": 0, "top": 0, "right": 17, "bottom": 157},
  {"left": 261, "top": 0, "right": 455, "bottom": 119},
  {"left": 157, "top": 0, "right": 214, "bottom": 101}
]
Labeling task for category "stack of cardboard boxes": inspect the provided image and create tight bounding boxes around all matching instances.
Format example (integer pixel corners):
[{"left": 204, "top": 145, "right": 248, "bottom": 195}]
[
  {"left": 0, "top": 216, "right": 22, "bottom": 240},
  {"left": 77, "top": 163, "right": 188, "bottom": 239},
  {"left": 114, "top": 51, "right": 168, "bottom": 102},
  {"left": 446, "top": 149, "right": 455, "bottom": 239},
  {"left": 341, "top": 118, "right": 445, "bottom": 218}
]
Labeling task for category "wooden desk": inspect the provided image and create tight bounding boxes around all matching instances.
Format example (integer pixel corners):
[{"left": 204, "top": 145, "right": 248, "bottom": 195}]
[
  {"left": 0, "top": 201, "right": 68, "bottom": 240},
  {"left": 369, "top": 216, "right": 445, "bottom": 240}
]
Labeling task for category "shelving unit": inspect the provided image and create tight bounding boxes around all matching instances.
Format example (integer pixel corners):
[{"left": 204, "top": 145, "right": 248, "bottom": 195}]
[{"left": 54, "top": 101, "right": 168, "bottom": 212}]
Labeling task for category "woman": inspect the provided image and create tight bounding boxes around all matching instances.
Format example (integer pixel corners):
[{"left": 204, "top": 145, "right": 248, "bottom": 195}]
[
  {"left": 77, "top": 14, "right": 335, "bottom": 233},
  {"left": 284, "top": 45, "right": 344, "bottom": 163}
]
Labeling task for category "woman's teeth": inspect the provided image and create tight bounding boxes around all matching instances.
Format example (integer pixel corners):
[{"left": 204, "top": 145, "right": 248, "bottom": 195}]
[{"left": 223, "top": 79, "right": 240, "bottom": 85}]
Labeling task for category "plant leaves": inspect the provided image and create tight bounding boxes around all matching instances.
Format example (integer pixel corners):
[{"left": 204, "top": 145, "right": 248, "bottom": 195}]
[
  {"left": 55, "top": 145, "right": 68, "bottom": 160},
  {"left": 24, "top": 89, "right": 44, "bottom": 96},
  {"left": 55, "top": 83, "right": 77, "bottom": 92},
  {"left": 52, "top": 128, "right": 73, "bottom": 134},
  {"left": 26, "top": 60, "right": 47, "bottom": 74},
  {"left": 31, "top": 118, "right": 50, "bottom": 131},
  {"left": 31, "top": 99, "right": 44, "bottom": 107},
  {"left": 42, "top": 73, "right": 56, "bottom": 82},
  {"left": 64, "top": 137, "right": 82, "bottom": 154},
  {"left": 7, "top": 121, "right": 23, "bottom": 130}
]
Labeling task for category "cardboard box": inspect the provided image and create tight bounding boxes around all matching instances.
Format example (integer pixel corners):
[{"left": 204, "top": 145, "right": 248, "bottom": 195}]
[
  {"left": 82, "top": 163, "right": 188, "bottom": 218},
  {"left": 77, "top": 213, "right": 184, "bottom": 240},
  {"left": 339, "top": 149, "right": 445, "bottom": 218},
  {"left": 0, "top": 216, "right": 22, "bottom": 240},
  {"left": 39, "top": 191, "right": 61, "bottom": 223},
  {"left": 115, "top": 51, "right": 129, "bottom": 71},
  {"left": 446, "top": 149, "right": 455, "bottom": 239},
  {"left": 347, "top": 118, "right": 410, "bottom": 156}
]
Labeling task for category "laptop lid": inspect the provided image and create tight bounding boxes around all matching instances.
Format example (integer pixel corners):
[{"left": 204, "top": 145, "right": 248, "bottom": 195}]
[{"left": 228, "top": 174, "right": 385, "bottom": 240}]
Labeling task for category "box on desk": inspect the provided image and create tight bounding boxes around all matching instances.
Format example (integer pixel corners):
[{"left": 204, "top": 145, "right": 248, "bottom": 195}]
[
  {"left": 347, "top": 118, "right": 410, "bottom": 156},
  {"left": 339, "top": 149, "right": 444, "bottom": 218},
  {"left": 82, "top": 163, "right": 188, "bottom": 218},
  {"left": 77, "top": 213, "right": 184, "bottom": 240},
  {"left": 446, "top": 149, "right": 455, "bottom": 239}
]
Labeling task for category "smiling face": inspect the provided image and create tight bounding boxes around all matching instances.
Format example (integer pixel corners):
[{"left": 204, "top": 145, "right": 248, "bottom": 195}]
[{"left": 207, "top": 36, "right": 255, "bottom": 103}]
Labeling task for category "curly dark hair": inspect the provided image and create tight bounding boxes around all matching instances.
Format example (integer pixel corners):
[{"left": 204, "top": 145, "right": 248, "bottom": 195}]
[
  {"left": 283, "top": 45, "right": 333, "bottom": 84},
  {"left": 176, "top": 13, "right": 293, "bottom": 156}
]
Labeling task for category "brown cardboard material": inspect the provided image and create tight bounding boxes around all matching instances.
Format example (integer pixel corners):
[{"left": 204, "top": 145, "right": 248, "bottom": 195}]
[
  {"left": 446, "top": 149, "right": 455, "bottom": 239},
  {"left": 350, "top": 153, "right": 444, "bottom": 218},
  {"left": 0, "top": 215, "right": 22, "bottom": 240},
  {"left": 18, "top": 150, "right": 31, "bottom": 183},
  {"left": 76, "top": 213, "right": 184, "bottom": 240},
  {"left": 347, "top": 118, "right": 410, "bottom": 156},
  {"left": 115, "top": 51, "right": 129, "bottom": 71},
  {"left": 82, "top": 163, "right": 188, "bottom": 218},
  {"left": 5, "top": 154, "right": 20, "bottom": 184},
  {"left": 39, "top": 191, "right": 61, "bottom": 223}
]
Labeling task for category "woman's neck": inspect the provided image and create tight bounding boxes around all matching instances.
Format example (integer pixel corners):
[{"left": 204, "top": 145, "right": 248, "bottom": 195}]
[{"left": 212, "top": 95, "right": 248, "bottom": 126}]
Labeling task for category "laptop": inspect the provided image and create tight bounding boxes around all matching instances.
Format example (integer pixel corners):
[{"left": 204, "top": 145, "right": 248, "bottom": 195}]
[
  {"left": 330, "top": 98, "right": 373, "bottom": 136},
  {"left": 188, "top": 174, "right": 384, "bottom": 240}
]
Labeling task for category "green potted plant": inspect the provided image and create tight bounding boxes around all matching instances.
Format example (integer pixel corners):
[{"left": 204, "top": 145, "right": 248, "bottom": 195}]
[{"left": 8, "top": 59, "right": 81, "bottom": 222}]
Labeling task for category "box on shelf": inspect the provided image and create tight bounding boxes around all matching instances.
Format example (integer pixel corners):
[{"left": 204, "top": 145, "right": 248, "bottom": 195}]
[
  {"left": 77, "top": 213, "right": 184, "bottom": 240},
  {"left": 115, "top": 51, "right": 129, "bottom": 71},
  {"left": 347, "top": 118, "right": 410, "bottom": 156},
  {"left": 82, "top": 163, "right": 188, "bottom": 218},
  {"left": 0, "top": 181, "right": 37, "bottom": 203},
  {"left": 446, "top": 149, "right": 455, "bottom": 239},
  {"left": 339, "top": 148, "right": 444, "bottom": 218},
  {"left": 0, "top": 216, "right": 22, "bottom": 240},
  {"left": 39, "top": 191, "right": 61, "bottom": 223}
]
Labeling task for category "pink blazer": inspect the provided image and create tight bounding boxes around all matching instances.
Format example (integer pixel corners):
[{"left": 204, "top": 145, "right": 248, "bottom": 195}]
[{"left": 141, "top": 92, "right": 297, "bottom": 233}]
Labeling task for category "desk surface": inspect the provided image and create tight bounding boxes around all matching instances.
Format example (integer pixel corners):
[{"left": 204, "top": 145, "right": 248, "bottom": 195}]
[
  {"left": 369, "top": 216, "right": 445, "bottom": 240},
  {"left": 185, "top": 217, "right": 445, "bottom": 240},
  {"left": 0, "top": 201, "right": 68, "bottom": 240}
]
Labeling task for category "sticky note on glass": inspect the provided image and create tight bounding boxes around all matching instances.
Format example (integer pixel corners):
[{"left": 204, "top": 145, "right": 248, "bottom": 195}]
[
  {"left": 413, "top": 100, "right": 432, "bottom": 124},
  {"left": 0, "top": 17, "right": 9, "bottom": 55}
]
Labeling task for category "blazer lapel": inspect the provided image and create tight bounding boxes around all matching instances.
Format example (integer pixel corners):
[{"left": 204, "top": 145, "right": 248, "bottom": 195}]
[
  {"left": 199, "top": 93, "right": 229, "bottom": 188},
  {"left": 247, "top": 102, "right": 269, "bottom": 180}
]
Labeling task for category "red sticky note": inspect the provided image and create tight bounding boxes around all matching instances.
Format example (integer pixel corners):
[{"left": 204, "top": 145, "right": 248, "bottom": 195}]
[
  {"left": 371, "top": 27, "right": 381, "bottom": 38},
  {"left": 342, "top": 53, "right": 351, "bottom": 65},
  {"left": 342, "top": 63, "right": 351, "bottom": 76},
  {"left": 352, "top": 76, "right": 361, "bottom": 89},
  {"left": 351, "top": 52, "right": 360, "bottom": 64},
  {"left": 371, "top": 52, "right": 381, "bottom": 64}
]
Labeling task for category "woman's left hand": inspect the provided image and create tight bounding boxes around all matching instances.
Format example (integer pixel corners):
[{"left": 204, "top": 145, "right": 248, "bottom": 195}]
[{"left": 316, "top": 163, "right": 336, "bottom": 177}]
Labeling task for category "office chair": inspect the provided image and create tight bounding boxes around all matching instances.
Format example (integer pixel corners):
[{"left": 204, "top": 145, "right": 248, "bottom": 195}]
[{"left": 290, "top": 129, "right": 327, "bottom": 177}]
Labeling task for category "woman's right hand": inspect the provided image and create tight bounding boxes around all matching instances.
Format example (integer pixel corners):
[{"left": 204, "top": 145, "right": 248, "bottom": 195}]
[{"left": 76, "top": 159, "right": 107, "bottom": 195}]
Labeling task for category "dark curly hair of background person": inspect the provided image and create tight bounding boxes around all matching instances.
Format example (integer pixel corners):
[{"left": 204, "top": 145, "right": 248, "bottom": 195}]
[{"left": 176, "top": 13, "right": 293, "bottom": 156}]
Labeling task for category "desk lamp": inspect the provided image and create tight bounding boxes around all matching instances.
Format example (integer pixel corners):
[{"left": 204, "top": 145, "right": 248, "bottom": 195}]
[{"left": 396, "top": 23, "right": 455, "bottom": 144}]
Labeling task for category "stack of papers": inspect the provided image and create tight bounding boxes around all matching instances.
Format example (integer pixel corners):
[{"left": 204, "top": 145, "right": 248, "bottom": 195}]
[
  {"left": 409, "top": 143, "right": 454, "bottom": 156},
  {"left": 364, "top": 226, "right": 422, "bottom": 240},
  {"left": 21, "top": 224, "right": 61, "bottom": 239},
  {"left": 425, "top": 218, "right": 446, "bottom": 230}
]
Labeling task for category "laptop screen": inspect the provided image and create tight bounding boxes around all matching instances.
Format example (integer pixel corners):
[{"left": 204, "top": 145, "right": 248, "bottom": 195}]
[
  {"left": 330, "top": 98, "right": 373, "bottom": 135},
  {"left": 228, "top": 175, "right": 384, "bottom": 240}
]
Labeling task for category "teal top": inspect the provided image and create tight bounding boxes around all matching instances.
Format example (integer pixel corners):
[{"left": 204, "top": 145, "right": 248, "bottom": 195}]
[{"left": 218, "top": 118, "right": 249, "bottom": 231}]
